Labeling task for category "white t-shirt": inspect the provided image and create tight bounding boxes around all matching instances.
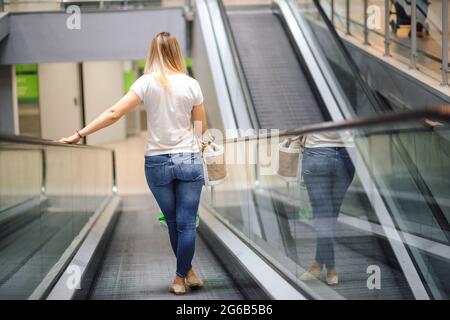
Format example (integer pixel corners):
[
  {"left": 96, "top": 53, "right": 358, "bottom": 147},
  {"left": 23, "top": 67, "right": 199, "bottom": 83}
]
[
  {"left": 305, "top": 131, "right": 355, "bottom": 148},
  {"left": 130, "top": 73, "right": 204, "bottom": 156}
]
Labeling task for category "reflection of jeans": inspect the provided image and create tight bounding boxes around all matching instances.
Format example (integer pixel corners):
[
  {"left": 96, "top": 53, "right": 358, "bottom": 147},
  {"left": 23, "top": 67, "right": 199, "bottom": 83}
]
[
  {"left": 144, "top": 152, "right": 204, "bottom": 277},
  {"left": 302, "top": 147, "right": 355, "bottom": 269}
]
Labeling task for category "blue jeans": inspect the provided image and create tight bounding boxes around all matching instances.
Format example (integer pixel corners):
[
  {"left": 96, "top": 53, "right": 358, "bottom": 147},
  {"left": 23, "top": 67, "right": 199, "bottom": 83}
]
[
  {"left": 144, "top": 152, "right": 204, "bottom": 277},
  {"left": 302, "top": 147, "right": 356, "bottom": 269}
]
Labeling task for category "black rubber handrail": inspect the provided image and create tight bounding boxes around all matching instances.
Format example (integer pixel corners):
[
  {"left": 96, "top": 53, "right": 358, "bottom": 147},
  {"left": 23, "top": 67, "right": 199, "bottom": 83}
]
[
  {"left": 0, "top": 133, "right": 113, "bottom": 152},
  {"left": 219, "top": 105, "right": 450, "bottom": 144}
]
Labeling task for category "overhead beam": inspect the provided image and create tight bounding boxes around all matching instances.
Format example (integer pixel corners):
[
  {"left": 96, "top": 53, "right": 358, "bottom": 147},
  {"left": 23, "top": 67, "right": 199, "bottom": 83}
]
[
  {"left": 0, "top": 8, "right": 186, "bottom": 65},
  {"left": 0, "top": 13, "right": 9, "bottom": 43}
]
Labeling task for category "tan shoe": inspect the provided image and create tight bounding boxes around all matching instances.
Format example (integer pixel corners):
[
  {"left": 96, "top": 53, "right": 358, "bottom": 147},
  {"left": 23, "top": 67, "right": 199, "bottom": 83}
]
[
  {"left": 169, "top": 283, "right": 188, "bottom": 295},
  {"left": 327, "top": 274, "right": 339, "bottom": 286},
  {"left": 186, "top": 273, "right": 204, "bottom": 288},
  {"left": 299, "top": 268, "right": 322, "bottom": 281}
]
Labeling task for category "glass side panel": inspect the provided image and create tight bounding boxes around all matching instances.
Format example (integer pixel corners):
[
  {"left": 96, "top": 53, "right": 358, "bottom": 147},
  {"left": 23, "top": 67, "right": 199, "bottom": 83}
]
[
  {"left": 293, "top": 0, "right": 378, "bottom": 118},
  {"left": 202, "top": 121, "right": 450, "bottom": 299},
  {"left": 289, "top": 0, "right": 450, "bottom": 298},
  {"left": 0, "top": 147, "right": 42, "bottom": 211},
  {"left": 0, "top": 141, "right": 113, "bottom": 299}
]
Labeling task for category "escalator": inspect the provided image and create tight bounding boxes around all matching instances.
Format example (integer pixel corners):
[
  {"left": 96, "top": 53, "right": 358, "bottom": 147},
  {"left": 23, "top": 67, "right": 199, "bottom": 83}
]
[
  {"left": 211, "top": 0, "right": 415, "bottom": 300},
  {"left": 0, "top": 0, "right": 449, "bottom": 301},
  {"left": 224, "top": 5, "right": 327, "bottom": 129},
  {"left": 195, "top": 0, "right": 450, "bottom": 300},
  {"left": 87, "top": 0, "right": 450, "bottom": 299}
]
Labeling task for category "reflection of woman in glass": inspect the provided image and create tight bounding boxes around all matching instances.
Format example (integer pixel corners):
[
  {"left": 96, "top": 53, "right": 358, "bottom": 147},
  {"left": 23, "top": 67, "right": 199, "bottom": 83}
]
[{"left": 299, "top": 131, "right": 355, "bottom": 285}]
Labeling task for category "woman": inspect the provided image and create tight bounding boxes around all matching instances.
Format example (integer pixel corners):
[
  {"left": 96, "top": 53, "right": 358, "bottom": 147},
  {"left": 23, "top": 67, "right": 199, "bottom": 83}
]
[
  {"left": 299, "top": 131, "right": 355, "bottom": 286},
  {"left": 59, "top": 32, "right": 208, "bottom": 295}
]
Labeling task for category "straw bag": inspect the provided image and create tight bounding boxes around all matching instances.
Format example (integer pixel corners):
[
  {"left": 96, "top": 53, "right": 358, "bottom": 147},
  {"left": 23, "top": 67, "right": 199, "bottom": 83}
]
[
  {"left": 201, "top": 141, "right": 227, "bottom": 186},
  {"left": 277, "top": 136, "right": 305, "bottom": 182}
]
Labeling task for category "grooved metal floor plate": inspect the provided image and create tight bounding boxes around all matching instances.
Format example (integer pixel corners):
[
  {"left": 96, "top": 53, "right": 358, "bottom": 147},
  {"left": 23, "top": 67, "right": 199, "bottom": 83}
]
[
  {"left": 89, "top": 194, "right": 244, "bottom": 300},
  {"left": 228, "top": 8, "right": 325, "bottom": 129}
]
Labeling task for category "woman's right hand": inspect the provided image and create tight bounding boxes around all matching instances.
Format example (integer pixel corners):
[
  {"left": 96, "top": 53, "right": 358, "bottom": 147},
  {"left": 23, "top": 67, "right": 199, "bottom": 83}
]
[{"left": 58, "top": 133, "right": 81, "bottom": 144}]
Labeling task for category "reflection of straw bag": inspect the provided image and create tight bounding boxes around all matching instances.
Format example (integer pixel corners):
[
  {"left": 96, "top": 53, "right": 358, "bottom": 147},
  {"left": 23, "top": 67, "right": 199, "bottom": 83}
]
[
  {"left": 277, "top": 136, "right": 305, "bottom": 182},
  {"left": 201, "top": 141, "right": 227, "bottom": 186}
]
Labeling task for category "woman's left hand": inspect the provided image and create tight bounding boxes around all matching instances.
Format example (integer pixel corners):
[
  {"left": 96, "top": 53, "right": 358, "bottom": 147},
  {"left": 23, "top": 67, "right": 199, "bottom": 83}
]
[{"left": 58, "top": 134, "right": 81, "bottom": 144}]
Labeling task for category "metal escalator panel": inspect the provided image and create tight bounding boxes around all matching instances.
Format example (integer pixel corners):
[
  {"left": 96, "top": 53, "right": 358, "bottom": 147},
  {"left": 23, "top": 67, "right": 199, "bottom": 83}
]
[{"left": 226, "top": 7, "right": 325, "bottom": 129}]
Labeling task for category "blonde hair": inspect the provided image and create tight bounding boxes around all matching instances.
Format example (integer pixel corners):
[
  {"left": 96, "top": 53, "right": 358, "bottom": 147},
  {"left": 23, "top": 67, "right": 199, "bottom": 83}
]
[{"left": 144, "top": 32, "right": 187, "bottom": 90}]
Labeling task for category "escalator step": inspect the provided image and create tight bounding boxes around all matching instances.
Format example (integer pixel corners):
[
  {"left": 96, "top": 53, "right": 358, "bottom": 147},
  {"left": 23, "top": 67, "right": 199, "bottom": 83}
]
[{"left": 228, "top": 9, "right": 325, "bottom": 129}]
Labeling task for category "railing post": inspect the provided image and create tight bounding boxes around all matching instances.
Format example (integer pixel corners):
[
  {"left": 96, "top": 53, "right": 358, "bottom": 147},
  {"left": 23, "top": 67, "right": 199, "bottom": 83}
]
[
  {"left": 0, "top": 0, "right": 4, "bottom": 12},
  {"left": 41, "top": 148, "right": 47, "bottom": 195},
  {"left": 210, "top": 186, "right": 215, "bottom": 207},
  {"left": 112, "top": 150, "right": 117, "bottom": 194},
  {"left": 363, "top": 0, "right": 369, "bottom": 45},
  {"left": 442, "top": 0, "right": 449, "bottom": 86},
  {"left": 254, "top": 137, "right": 260, "bottom": 186},
  {"left": 384, "top": 0, "right": 391, "bottom": 56},
  {"left": 184, "top": 0, "right": 195, "bottom": 58},
  {"left": 185, "top": 0, "right": 193, "bottom": 10},
  {"left": 346, "top": 0, "right": 351, "bottom": 35},
  {"left": 410, "top": 0, "right": 417, "bottom": 69},
  {"left": 331, "top": 0, "right": 335, "bottom": 26}
]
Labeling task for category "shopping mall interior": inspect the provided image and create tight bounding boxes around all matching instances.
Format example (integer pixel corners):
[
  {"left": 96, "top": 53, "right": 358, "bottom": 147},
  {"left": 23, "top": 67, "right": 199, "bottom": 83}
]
[{"left": 0, "top": 0, "right": 449, "bottom": 300}]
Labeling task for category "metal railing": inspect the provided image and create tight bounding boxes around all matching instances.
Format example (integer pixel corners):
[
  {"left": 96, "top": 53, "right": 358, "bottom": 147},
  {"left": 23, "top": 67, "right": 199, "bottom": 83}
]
[
  {"left": 220, "top": 105, "right": 450, "bottom": 143},
  {"left": 324, "top": 0, "right": 449, "bottom": 86}
]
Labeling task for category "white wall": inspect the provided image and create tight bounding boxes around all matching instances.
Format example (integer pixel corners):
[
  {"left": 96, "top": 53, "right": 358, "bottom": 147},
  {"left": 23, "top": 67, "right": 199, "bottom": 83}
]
[
  {"left": 39, "top": 62, "right": 83, "bottom": 140},
  {"left": 82, "top": 61, "right": 126, "bottom": 145},
  {"left": 0, "top": 65, "right": 19, "bottom": 134}
]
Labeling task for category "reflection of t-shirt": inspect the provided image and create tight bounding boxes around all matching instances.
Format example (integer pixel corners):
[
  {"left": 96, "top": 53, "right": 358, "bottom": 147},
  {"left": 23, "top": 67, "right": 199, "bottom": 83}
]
[
  {"left": 305, "top": 131, "right": 355, "bottom": 148},
  {"left": 130, "top": 73, "right": 204, "bottom": 156}
]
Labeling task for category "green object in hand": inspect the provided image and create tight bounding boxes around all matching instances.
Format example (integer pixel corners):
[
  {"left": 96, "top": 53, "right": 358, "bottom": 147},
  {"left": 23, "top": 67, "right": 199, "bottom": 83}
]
[
  {"left": 158, "top": 211, "right": 200, "bottom": 228},
  {"left": 298, "top": 180, "right": 313, "bottom": 220}
]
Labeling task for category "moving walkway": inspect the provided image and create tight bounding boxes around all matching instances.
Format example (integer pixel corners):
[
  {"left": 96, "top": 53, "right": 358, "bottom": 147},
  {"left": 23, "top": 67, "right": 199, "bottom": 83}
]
[
  {"left": 1, "top": 105, "right": 449, "bottom": 300},
  {"left": 0, "top": 0, "right": 449, "bottom": 301},
  {"left": 88, "top": 195, "right": 245, "bottom": 300},
  {"left": 0, "top": 135, "right": 284, "bottom": 300}
]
